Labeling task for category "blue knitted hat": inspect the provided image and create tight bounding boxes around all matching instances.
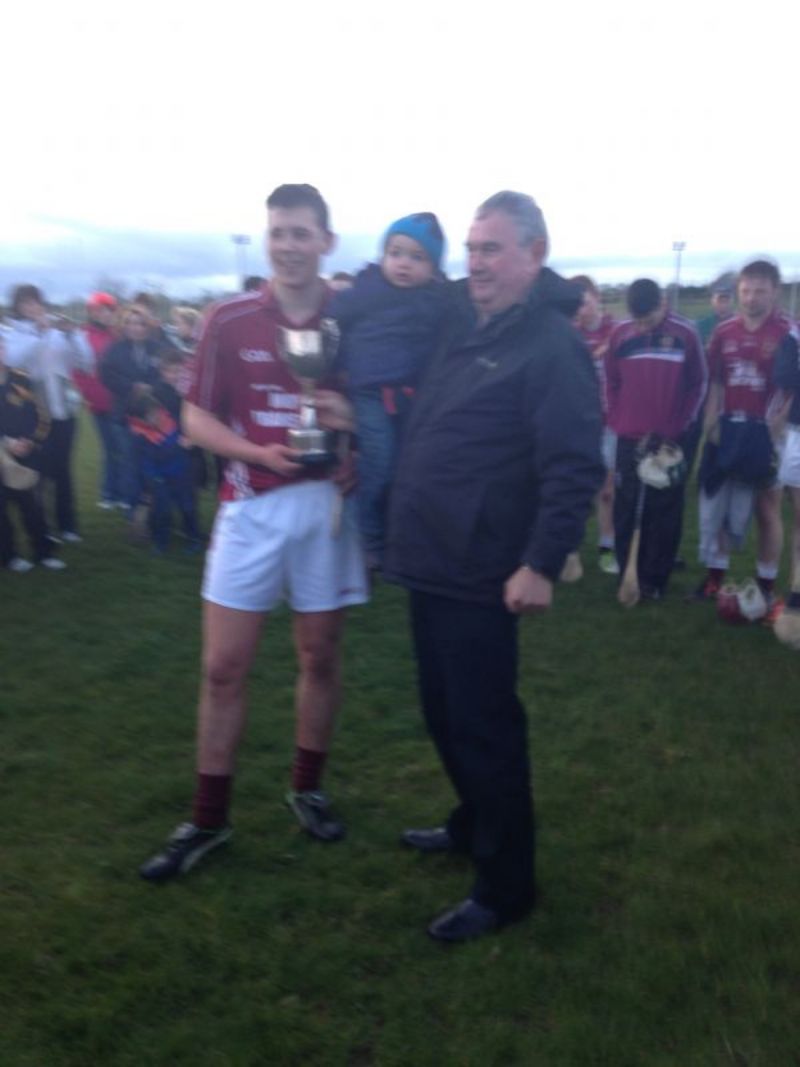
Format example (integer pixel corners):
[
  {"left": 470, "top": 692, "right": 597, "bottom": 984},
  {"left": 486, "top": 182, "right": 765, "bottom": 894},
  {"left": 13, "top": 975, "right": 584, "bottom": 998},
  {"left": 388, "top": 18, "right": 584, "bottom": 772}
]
[{"left": 383, "top": 212, "right": 444, "bottom": 269}]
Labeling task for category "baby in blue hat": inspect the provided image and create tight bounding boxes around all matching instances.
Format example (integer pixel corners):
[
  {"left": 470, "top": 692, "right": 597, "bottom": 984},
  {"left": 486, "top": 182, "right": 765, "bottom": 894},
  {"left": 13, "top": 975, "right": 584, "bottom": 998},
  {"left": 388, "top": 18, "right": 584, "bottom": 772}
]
[{"left": 331, "top": 212, "right": 447, "bottom": 571}]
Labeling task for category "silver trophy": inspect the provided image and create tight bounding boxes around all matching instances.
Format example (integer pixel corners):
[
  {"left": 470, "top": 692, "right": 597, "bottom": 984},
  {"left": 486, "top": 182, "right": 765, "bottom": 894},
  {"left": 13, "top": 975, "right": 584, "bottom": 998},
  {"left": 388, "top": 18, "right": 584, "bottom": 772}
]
[{"left": 277, "top": 321, "right": 340, "bottom": 467}]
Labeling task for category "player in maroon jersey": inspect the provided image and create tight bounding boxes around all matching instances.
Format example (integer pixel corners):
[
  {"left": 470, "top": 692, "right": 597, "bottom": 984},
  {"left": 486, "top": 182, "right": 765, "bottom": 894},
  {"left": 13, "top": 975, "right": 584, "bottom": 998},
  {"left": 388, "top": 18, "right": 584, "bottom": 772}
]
[
  {"left": 694, "top": 260, "right": 792, "bottom": 618},
  {"left": 139, "top": 185, "right": 368, "bottom": 882},
  {"left": 605, "top": 279, "right": 707, "bottom": 600}
]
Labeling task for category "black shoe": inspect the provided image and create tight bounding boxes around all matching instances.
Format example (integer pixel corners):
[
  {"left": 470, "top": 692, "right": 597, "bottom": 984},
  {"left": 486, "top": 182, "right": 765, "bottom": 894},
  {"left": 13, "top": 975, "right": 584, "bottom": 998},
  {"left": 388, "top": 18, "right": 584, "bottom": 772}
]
[
  {"left": 139, "top": 822, "right": 232, "bottom": 882},
  {"left": 427, "top": 898, "right": 501, "bottom": 943},
  {"left": 640, "top": 584, "right": 664, "bottom": 602},
  {"left": 285, "top": 790, "right": 345, "bottom": 841},
  {"left": 401, "top": 826, "right": 455, "bottom": 853}
]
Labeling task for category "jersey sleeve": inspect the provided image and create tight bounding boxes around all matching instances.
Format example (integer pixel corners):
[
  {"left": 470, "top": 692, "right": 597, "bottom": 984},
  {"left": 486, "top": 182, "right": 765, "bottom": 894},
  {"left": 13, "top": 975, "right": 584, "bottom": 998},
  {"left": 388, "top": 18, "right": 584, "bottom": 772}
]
[{"left": 186, "top": 305, "right": 228, "bottom": 417}]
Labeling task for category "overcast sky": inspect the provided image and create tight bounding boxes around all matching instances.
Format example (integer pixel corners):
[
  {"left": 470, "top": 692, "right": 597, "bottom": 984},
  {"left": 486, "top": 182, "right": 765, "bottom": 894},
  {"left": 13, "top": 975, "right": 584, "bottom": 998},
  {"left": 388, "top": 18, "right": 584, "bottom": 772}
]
[{"left": 3, "top": 0, "right": 799, "bottom": 300}]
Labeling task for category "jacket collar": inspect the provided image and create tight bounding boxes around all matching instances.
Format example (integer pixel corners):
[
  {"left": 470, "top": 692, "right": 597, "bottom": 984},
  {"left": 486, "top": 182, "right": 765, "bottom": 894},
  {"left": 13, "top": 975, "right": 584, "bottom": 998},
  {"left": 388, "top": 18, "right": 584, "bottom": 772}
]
[{"left": 453, "top": 266, "right": 577, "bottom": 350}]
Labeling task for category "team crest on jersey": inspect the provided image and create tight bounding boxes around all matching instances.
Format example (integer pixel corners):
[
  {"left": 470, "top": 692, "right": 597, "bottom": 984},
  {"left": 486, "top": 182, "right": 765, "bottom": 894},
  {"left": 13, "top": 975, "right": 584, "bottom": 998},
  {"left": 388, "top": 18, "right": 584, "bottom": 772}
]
[
  {"left": 240, "top": 348, "right": 273, "bottom": 363},
  {"left": 728, "top": 358, "right": 764, "bottom": 390},
  {"left": 660, "top": 336, "right": 674, "bottom": 351},
  {"left": 723, "top": 340, "right": 738, "bottom": 354}
]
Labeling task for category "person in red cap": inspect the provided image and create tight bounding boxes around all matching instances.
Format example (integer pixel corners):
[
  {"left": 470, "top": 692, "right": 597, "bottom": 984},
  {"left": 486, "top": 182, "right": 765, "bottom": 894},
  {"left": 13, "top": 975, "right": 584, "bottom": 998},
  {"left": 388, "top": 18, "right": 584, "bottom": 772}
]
[{"left": 75, "top": 293, "right": 122, "bottom": 509}]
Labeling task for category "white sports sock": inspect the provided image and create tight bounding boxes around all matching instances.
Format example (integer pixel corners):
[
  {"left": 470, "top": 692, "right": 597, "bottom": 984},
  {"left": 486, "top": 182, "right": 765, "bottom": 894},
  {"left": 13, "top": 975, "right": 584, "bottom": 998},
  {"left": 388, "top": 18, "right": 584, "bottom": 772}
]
[
  {"left": 706, "top": 553, "right": 730, "bottom": 571},
  {"left": 756, "top": 560, "right": 779, "bottom": 580}
]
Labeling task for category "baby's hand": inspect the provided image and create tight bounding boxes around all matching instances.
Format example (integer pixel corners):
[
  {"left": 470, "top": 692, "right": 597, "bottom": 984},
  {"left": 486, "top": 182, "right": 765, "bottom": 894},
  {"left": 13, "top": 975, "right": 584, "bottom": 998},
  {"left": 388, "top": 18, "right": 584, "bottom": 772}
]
[{"left": 312, "top": 391, "right": 354, "bottom": 433}]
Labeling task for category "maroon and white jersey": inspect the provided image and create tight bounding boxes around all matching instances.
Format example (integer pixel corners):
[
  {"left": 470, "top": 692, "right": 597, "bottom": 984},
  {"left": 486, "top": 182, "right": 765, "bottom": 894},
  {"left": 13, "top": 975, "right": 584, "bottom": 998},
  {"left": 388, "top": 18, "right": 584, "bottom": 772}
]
[
  {"left": 604, "top": 312, "right": 707, "bottom": 440},
  {"left": 577, "top": 313, "right": 617, "bottom": 418},
  {"left": 187, "top": 283, "right": 337, "bottom": 501},
  {"left": 707, "top": 310, "right": 794, "bottom": 420}
]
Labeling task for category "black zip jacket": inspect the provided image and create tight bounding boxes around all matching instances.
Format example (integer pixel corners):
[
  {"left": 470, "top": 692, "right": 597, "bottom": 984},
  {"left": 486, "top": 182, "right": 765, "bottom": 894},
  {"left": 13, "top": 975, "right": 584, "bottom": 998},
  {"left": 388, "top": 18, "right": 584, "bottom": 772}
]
[
  {"left": 774, "top": 329, "right": 800, "bottom": 426},
  {"left": 0, "top": 367, "right": 50, "bottom": 459},
  {"left": 384, "top": 268, "right": 604, "bottom": 605},
  {"left": 100, "top": 338, "right": 162, "bottom": 421}
]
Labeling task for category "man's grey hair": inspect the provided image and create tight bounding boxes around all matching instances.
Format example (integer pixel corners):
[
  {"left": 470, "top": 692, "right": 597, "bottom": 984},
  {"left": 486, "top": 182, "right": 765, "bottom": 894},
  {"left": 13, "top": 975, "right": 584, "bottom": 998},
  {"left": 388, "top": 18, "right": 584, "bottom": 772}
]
[{"left": 476, "top": 191, "right": 549, "bottom": 252}]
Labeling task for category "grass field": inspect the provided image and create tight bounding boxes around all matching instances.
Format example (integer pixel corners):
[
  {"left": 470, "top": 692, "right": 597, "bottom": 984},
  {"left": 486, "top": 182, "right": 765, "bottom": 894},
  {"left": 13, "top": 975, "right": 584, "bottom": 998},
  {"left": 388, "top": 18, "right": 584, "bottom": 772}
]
[{"left": 2, "top": 417, "right": 799, "bottom": 1067}]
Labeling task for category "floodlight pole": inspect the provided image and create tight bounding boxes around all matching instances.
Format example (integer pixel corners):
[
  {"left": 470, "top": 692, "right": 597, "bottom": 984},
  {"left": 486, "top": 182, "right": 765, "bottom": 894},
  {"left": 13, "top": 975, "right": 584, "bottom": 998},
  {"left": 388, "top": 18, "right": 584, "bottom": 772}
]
[
  {"left": 672, "top": 241, "right": 686, "bottom": 312},
  {"left": 231, "top": 234, "right": 251, "bottom": 289}
]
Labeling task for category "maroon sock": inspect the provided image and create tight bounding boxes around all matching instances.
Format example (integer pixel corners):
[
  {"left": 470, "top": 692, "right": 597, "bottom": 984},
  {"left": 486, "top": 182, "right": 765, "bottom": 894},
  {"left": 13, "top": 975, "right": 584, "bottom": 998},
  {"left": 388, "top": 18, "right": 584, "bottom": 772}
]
[
  {"left": 709, "top": 568, "right": 726, "bottom": 585},
  {"left": 192, "top": 773, "right": 233, "bottom": 829},
  {"left": 291, "top": 747, "right": 328, "bottom": 793},
  {"left": 757, "top": 576, "right": 775, "bottom": 596}
]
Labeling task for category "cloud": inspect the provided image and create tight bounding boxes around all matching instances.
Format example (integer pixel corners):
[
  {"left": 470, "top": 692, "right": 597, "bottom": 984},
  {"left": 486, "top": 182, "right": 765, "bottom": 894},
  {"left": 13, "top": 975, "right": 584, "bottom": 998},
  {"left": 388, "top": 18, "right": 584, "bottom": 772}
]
[
  {"left": 2, "top": 219, "right": 799, "bottom": 307},
  {"left": 0, "top": 222, "right": 381, "bottom": 302}
]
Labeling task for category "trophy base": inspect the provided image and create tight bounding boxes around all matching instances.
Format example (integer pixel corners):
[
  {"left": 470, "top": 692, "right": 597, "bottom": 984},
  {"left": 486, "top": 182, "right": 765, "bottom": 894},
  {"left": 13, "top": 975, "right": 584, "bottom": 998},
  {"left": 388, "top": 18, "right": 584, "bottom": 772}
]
[
  {"left": 289, "top": 427, "right": 336, "bottom": 468},
  {"left": 297, "top": 450, "right": 336, "bottom": 468}
]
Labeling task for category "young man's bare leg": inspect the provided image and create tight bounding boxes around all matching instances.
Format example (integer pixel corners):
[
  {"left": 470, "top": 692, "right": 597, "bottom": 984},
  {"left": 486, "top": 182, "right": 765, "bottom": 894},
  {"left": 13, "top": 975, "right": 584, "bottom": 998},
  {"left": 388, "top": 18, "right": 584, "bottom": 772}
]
[
  {"left": 286, "top": 609, "right": 347, "bottom": 840},
  {"left": 755, "top": 485, "right": 784, "bottom": 602},
  {"left": 293, "top": 609, "right": 345, "bottom": 751},
  {"left": 139, "top": 603, "right": 266, "bottom": 881},
  {"left": 197, "top": 602, "right": 268, "bottom": 775},
  {"left": 192, "top": 602, "right": 268, "bottom": 829}
]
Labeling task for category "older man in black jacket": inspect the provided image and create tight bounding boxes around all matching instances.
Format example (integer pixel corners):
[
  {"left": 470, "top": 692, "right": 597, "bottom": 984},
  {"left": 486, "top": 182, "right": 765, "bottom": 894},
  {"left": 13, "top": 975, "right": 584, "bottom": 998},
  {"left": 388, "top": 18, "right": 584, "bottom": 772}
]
[{"left": 384, "top": 191, "right": 604, "bottom": 942}]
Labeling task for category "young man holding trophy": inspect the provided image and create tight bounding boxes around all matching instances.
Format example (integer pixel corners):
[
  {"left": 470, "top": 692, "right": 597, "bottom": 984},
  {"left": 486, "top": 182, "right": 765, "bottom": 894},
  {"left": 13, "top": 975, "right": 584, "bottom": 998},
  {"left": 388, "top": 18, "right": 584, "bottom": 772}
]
[{"left": 140, "top": 184, "right": 367, "bottom": 882}]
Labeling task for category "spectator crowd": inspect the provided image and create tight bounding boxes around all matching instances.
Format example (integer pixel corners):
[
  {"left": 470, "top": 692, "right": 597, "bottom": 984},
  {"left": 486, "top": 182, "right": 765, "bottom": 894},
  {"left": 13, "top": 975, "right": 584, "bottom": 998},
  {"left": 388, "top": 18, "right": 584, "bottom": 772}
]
[{"left": 2, "top": 253, "right": 797, "bottom": 625}]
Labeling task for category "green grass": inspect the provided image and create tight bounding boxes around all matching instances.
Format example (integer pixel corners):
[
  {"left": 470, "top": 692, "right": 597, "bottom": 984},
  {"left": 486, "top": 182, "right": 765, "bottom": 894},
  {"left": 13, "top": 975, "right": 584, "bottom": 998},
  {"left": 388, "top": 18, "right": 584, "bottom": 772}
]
[{"left": 1, "top": 417, "right": 799, "bottom": 1067}]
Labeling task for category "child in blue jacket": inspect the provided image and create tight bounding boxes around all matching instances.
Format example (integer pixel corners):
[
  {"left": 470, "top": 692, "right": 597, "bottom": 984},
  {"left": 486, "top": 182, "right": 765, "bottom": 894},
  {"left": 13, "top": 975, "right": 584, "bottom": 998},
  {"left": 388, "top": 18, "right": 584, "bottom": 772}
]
[
  {"left": 331, "top": 212, "right": 447, "bottom": 569},
  {"left": 128, "top": 349, "right": 201, "bottom": 555}
]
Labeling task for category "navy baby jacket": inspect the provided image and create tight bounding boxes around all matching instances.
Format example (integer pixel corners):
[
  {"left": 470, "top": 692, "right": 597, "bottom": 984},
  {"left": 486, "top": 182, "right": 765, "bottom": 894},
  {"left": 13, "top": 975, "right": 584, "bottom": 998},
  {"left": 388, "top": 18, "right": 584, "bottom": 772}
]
[{"left": 330, "top": 263, "right": 446, "bottom": 391}]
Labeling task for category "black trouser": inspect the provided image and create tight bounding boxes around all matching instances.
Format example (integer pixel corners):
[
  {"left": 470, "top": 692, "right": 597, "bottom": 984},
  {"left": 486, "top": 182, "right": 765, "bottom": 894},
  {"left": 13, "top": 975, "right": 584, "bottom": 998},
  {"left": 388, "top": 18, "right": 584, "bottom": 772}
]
[
  {"left": 40, "top": 417, "right": 78, "bottom": 533},
  {"left": 614, "top": 437, "right": 686, "bottom": 593},
  {"left": 0, "top": 483, "right": 51, "bottom": 564},
  {"left": 409, "top": 590, "right": 536, "bottom": 920}
]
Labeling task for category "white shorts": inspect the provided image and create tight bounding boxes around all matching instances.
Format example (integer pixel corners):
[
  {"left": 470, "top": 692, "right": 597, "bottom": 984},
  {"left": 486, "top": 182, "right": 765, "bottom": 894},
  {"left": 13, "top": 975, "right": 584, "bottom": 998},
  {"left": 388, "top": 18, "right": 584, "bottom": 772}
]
[
  {"left": 202, "top": 480, "right": 369, "bottom": 613},
  {"left": 778, "top": 426, "right": 800, "bottom": 489}
]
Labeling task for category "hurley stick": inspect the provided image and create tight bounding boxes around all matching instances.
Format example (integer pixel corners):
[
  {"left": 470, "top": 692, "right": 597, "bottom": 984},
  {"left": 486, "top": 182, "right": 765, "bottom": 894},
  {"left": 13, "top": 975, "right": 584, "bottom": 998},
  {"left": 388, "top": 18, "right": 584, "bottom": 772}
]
[{"left": 618, "top": 480, "right": 646, "bottom": 608}]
